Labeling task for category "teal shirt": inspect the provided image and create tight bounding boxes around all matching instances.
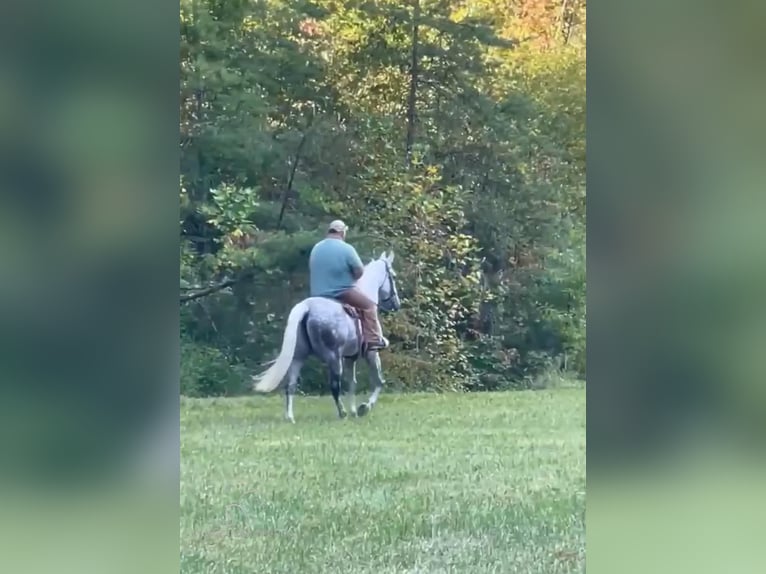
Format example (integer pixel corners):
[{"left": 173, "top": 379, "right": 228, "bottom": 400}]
[{"left": 309, "top": 238, "right": 364, "bottom": 297}]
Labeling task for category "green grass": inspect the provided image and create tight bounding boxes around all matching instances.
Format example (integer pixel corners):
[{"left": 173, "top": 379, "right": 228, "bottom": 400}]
[{"left": 181, "top": 390, "right": 585, "bottom": 574}]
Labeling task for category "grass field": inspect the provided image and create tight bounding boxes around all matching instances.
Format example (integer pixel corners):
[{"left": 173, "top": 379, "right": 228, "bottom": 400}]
[{"left": 181, "top": 389, "right": 585, "bottom": 574}]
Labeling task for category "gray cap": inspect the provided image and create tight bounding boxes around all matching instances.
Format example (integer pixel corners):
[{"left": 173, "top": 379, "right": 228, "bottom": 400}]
[{"left": 328, "top": 219, "right": 348, "bottom": 233}]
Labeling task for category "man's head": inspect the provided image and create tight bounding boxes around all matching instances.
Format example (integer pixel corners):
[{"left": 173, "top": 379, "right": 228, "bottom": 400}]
[{"left": 327, "top": 219, "right": 348, "bottom": 240}]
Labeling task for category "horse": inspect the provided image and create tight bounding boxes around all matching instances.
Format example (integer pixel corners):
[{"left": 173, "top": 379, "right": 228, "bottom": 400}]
[{"left": 252, "top": 251, "right": 401, "bottom": 422}]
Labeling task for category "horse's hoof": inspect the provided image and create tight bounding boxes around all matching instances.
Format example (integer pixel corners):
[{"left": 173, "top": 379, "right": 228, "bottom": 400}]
[
  {"left": 339, "top": 410, "right": 348, "bottom": 419},
  {"left": 357, "top": 403, "right": 370, "bottom": 417},
  {"left": 286, "top": 416, "right": 295, "bottom": 424}
]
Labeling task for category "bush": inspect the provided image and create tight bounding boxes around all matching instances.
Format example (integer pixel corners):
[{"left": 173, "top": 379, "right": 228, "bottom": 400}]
[
  {"left": 273, "top": 350, "right": 467, "bottom": 395},
  {"left": 180, "top": 337, "right": 247, "bottom": 397},
  {"left": 465, "top": 335, "right": 584, "bottom": 391},
  {"left": 382, "top": 351, "right": 465, "bottom": 392}
]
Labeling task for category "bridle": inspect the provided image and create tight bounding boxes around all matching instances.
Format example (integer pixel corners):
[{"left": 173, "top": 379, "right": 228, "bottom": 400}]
[{"left": 377, "top": 260, "right": 399, "bottom": 310}]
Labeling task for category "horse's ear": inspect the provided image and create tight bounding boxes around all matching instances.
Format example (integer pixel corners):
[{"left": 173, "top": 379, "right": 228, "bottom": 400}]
[
  {"left": 387, "top": 250, "right": 395, "bottom": 264},
  {"left": 379, "top": 251, "right": 387, "bottom": 260}
]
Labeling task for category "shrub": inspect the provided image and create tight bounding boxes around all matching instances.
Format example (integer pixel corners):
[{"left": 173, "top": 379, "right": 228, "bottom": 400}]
[{"left": 180, "top": 337, "right": 247, "bottom": 397}]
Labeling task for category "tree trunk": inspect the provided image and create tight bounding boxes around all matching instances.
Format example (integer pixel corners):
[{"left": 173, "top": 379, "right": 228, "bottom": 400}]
[
  {"left": 560, "top": 0, "right": 573, "bottom": 45},
  {"left": 277, "top": 129, "right": 309, "bottom": 229},
  {"left": 405, "top": 0, "right": 421, "bottom": 166}
]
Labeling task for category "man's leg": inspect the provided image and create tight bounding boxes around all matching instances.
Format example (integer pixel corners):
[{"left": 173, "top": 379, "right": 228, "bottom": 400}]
[{"left": 338, "top": 289, "right": 388, "bottom": 350}]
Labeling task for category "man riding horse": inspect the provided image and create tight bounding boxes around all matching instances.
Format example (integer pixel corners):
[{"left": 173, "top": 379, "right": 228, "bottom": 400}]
[
  {"left": 309, "top": 219, "right": 388, "bottom": 351},
  {"left": 252, "top": 220, "right": 401, "bottom": 421}
]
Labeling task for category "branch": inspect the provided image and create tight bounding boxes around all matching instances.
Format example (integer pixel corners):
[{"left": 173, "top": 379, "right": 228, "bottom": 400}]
[
  {"left": 277, "top": 114, "right": 315, "bottom": 229},
  {"left": 180, "top": 278, "right": 237, "bottom": 303}
]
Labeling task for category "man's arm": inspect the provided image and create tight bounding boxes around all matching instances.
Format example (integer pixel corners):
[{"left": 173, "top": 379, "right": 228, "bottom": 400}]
[{"left": 346, "top": 245, "right": 364, "bottom": 280}]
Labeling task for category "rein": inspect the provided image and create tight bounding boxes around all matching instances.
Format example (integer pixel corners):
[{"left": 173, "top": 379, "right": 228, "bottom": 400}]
[{"left": 377, "top": 261, "right": 398, "bottom": 308}]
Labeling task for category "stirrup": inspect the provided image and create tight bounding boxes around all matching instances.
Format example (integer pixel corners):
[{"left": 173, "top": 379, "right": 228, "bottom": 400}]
[{"left": 366, "top": 336, "right": 389, "bottom": 351}]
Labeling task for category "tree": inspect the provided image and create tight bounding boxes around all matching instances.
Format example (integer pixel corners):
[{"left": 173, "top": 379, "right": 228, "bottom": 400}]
[{"left": 179, "top": 0, "right": 586, "bottom": 394}]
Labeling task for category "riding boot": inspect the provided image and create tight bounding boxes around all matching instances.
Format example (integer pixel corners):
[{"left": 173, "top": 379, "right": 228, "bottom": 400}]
[
  {"left": 359, "top": 307, "right": 388, "bottom": 350},
  {"left": 337, "top": 288, "right": 388, "bottom": 351},
  {"left": 373, "top": 315, "right": 389, "bottom": 349}
]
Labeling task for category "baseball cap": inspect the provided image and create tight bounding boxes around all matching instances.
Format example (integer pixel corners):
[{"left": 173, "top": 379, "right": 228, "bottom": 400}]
[{"left": 328, "top": 219, "right": 348, "bottom": 233}]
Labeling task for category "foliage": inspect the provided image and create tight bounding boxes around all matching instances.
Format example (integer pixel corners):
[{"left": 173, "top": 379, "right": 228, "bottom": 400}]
[
  {"left": 180, "top": 334, "right": 247, "bottom": 397},
  {"left": 179, "top": 0, "right": 586, "bottom": 395}
]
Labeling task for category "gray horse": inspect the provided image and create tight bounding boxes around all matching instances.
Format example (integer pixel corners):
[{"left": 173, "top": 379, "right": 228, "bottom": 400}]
[{"left": 252, "top": 251, "right": 401, "bottom": 422}]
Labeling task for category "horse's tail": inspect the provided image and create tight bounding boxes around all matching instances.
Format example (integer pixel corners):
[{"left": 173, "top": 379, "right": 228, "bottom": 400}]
[{"left": 252, "top": 300, "right": 310, "bottom": 393}]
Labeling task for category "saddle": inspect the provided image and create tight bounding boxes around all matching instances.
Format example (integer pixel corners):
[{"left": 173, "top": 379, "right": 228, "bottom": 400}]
[
  {"left": 341, "top": 304, "right": 367, "bottom": 357},
  {"left": 341, "top": 304, "right": 359, "bottom": 319}
]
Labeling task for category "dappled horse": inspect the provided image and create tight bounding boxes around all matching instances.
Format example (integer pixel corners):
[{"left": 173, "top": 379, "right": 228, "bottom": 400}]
[{"left": 252, "top": 251, "right": 401, "bottom": 422}]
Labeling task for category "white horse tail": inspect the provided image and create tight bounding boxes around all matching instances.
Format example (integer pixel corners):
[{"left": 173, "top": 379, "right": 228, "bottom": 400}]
[{"left": 252, "top": 300, "right": 310, "bottom": 393}]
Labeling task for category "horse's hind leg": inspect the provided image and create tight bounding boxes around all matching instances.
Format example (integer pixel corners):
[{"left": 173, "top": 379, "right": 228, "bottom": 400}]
[
  {"left": 284, "top": 359, "right": 303, "bottom": 424},
  {"left": 328, "top": 355, "right": 347, "bottom": 419}
]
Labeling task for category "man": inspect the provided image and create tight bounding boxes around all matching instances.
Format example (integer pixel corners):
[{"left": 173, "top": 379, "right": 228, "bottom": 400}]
[{"left": 309, "top": 220, "right": 388, "bottom": 351}]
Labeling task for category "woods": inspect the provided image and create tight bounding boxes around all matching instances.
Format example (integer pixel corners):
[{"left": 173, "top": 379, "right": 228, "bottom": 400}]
[{"left": 179, "top": 0, "right": 586, "bottom": 396}]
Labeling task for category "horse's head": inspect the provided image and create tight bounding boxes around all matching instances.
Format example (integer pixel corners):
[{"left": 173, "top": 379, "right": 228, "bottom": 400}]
[{"left": 376, "top": 251, "right": 401, "bottom": 313}]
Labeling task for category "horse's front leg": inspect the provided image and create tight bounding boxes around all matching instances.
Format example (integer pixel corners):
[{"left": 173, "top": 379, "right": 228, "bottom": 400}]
[
  {"left": 358, "top": 351, "right": 384, "bottom": 417},
  {"left": 344, "top": 358, "right": 358, "bottom": 416}
]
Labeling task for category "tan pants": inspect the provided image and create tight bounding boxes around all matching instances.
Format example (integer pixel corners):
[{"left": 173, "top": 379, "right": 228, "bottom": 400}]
[{"left": 337, "top": 288, "right": 385, "bottom": 348}]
